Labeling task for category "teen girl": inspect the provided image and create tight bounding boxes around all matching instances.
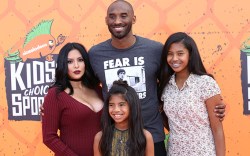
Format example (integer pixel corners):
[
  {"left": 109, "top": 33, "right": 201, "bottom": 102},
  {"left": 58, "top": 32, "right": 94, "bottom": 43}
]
[
  {"left": 159, "top": 32, "right": 225, "bottom": 156},
  {"left": 93, "top": 80, "right": 154, "bottom": 156}
]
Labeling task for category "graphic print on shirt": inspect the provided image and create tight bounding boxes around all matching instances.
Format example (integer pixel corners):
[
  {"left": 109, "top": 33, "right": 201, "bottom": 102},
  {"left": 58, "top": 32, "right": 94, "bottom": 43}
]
[{"left": 104, "top": 57, "right": 146, "bottom": 99}]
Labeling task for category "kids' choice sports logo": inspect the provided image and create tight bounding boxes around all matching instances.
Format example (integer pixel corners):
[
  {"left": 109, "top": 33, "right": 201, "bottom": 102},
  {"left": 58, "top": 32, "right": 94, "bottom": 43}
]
[
  {"left": 4, "top": 20, "right": 66, "bottom": 121},
  {"left": 240, "top": 37, "right": 250, "bottom": 115}
]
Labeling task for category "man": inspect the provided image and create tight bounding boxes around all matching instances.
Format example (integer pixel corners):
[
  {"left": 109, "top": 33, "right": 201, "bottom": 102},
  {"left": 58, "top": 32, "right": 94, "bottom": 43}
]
[
  {"left": 88, "top": 0, "right": 225, "bottom": 155},
  {"left": 117, "top": 68, "right": 126, "bottom": 81}
]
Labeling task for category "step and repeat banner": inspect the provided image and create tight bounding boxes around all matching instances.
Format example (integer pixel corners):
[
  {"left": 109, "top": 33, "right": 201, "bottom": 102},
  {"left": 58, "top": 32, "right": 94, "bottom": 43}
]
[{"left": 0, "top": 0, "right": 250, "bottom": 155}]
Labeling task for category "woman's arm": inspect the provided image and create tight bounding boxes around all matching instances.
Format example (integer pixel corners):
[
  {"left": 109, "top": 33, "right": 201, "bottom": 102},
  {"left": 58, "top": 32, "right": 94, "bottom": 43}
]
[
  {"left": 159, "top": 100, "right": 169, "bottom": 130},
  {"left": 160, "top": 109, "right": 169, "bottom": 131},
  {"left": 206, "top": 94, "right": 225, "bottom": 156},
  {"left": 144, "top": 129, "right": 154, "bottom": 156},
  {"left": 42, "top": 88, "right": 77, "bottom": 156},
  {"left": 93, "top": 131, "right": 102, "bottom": 156}
]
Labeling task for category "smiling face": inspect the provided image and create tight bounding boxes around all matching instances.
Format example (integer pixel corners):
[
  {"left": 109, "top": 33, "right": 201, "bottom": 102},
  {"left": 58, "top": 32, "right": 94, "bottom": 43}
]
[
  {"left": 108, "top": 94, "right": 130, "bottom": 129},
  {"left": 167, "top": 42, "right": 190, "bottom": 75},
  {"left": 106, "top": 1, "right": 136, "bottom": 39},
  {"left": 67, "top": 49, "right": 85, "bottom": 80}
]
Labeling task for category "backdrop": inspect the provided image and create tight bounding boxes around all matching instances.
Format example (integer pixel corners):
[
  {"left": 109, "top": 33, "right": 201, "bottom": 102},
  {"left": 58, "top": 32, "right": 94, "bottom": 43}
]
[{"left": 0, "top": 0, "right": 250, "bottom": 155}]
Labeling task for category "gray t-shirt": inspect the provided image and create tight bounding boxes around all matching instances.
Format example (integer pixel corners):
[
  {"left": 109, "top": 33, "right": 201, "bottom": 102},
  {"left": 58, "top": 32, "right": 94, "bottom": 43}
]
[{"left": 89, "top": 35, "right": 165, "bottom": 143}]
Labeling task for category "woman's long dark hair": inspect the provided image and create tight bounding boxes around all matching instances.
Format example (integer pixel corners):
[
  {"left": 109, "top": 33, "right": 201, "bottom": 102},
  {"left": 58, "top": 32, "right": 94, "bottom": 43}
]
[
  {"left": 99, "top": 81, "right": 146, "bottom": 156},
  {"left": 158, "top": 32, "right": 213, "bottom": 100},
  {"left": 52, "top": 42, "right": 99, "bottom": 94}
]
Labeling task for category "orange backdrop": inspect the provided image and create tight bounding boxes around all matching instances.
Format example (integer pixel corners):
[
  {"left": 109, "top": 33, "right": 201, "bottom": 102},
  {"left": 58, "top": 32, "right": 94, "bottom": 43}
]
[{"left": 0, "top": 0, "right": 250, "bottom": 155}]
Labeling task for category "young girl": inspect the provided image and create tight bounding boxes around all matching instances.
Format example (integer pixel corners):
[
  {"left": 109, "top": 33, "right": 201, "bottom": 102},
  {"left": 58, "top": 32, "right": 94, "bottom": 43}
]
[
  {"left": 159, "top": 32, "right": 225, "bottom": 156},
  {"left": 93, "top": 81, "right": 154, "bottom": 156}
]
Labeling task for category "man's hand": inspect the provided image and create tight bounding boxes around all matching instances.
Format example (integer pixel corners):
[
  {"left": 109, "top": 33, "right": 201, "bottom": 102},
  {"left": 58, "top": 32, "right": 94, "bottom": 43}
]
[{"left": 214, "top": 103, "right": 226, "bottom": 121}]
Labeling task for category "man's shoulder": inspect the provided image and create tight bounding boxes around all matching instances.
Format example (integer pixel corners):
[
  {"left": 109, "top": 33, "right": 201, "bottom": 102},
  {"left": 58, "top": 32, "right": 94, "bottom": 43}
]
[
  {"left": 89, "top": 39, "right": 111, "bottom": 53},
  {"left": 136, "top": 35, "right": 163, "bottom": 47},
  {"left": 136, "top": 36, "right": 163, "bottom": 54}
]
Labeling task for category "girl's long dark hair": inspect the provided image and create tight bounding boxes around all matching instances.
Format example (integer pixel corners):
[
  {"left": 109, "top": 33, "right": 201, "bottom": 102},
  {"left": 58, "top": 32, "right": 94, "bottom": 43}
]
[
  {"left": 99, "top": 81, "right": 146, "bottom": 156},
  {"left": 158, "top": 32, "right": 213, "bottom": 100},
  {"left": 52, "top": 42, "right": 99, "bottom": 94}
]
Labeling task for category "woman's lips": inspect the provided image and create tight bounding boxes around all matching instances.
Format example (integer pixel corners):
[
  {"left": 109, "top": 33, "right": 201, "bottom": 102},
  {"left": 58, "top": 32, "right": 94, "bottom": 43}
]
[{"left": 73, "top": 70, "right": 81, "bottom": 74}]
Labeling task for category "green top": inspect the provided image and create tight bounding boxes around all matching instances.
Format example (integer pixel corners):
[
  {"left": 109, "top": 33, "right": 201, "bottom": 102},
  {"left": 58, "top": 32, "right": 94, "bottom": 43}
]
[{"left": 111, "top": 128, "right": 129, "bottom": 156}]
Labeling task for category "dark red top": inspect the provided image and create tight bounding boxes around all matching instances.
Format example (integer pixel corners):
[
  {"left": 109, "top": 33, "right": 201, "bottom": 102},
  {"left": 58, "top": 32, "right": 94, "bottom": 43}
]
[{"left": 42, "top": 87, "right": 102, "bottom": 156}]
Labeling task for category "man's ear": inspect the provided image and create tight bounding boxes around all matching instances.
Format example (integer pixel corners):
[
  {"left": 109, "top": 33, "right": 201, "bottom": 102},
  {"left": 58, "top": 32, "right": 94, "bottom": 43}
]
[
  {"left": 133, "top": 15, "right": 136, "bottom": 24},
  {"left": 105, "top": 16, "right": 108, "bottom": 25}
]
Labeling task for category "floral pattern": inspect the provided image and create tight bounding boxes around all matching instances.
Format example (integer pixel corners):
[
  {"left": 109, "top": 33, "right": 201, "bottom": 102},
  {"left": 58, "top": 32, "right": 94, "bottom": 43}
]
[{"left": 161, "top": 74, "right": 221, "bottom": 156}]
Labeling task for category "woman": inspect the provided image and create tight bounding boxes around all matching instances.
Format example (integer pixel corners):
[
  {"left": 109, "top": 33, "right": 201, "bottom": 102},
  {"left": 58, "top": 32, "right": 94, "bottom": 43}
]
[{"left": 42, "top": 42, "right": 103, "bottom": 156}]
